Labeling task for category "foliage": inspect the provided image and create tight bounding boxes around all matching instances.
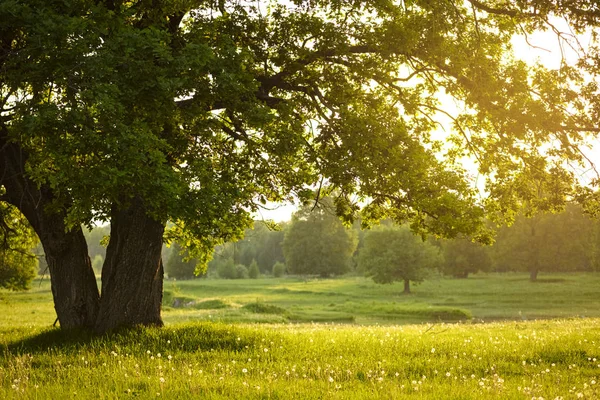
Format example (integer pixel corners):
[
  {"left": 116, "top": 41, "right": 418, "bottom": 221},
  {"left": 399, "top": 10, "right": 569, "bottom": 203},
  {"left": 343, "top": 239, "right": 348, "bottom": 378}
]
[
  {"left": 235, "top": 264, "right": 249, "bottom": 279},
  {"left": 440, "top": 238, "right": 492, "bottom": 278},
  {"left": 283, "top": 198, "right": 358, "bottom": 277},
  {"left": 165, "top": 243, "right": 198, "bottom": 280},
  {"left": 210, "top": 222, "right": 286, "bottom": 273},
  {"left": 0, "top": 203, "right": 38, "bottom": 291},
  {"left": 8, "top": 0, "right": 600, "bottom": 258},
  {"left": 491, "top": 204, "right": 598, "bottom": 279},
  {"left": 272, "top": 262, "right": 286, "bottom": 278},
  {"left": 4, "top": 0, "right": 600, "bottom": 329},
  {"left": 359, "top": 225, "right": 441, "bottom": 291},
  {"left": 248, "top": 260, "right": 260, "bottom": 279},
  {"left": 217, "top": 260, "right": 237, "bottom": 280}
]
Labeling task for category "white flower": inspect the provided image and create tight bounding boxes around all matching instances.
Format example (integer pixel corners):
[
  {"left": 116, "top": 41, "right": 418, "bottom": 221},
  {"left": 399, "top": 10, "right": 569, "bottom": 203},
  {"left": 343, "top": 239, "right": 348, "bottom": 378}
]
[
  {"left": 242, "top": 368, "right": 248, "bottom": 373},
  {"left": 328, "top": 377, "right": 334, "bottom": 383}
]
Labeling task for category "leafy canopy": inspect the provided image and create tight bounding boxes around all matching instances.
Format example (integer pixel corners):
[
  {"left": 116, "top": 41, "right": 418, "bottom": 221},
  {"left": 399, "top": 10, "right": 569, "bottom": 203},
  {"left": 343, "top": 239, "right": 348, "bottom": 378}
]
[{"left": 2, "top": 0, "right": 600, "bottom": 258}]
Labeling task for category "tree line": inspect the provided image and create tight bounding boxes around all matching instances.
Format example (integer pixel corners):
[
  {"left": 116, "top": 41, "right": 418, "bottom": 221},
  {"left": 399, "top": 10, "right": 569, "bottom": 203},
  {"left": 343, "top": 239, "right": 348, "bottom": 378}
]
[
  {"left": 163, "top": 201, "right": 600, "bottom": 291},
  {"left": 4, "top": 199, "right": 598, "bottom": 295}
]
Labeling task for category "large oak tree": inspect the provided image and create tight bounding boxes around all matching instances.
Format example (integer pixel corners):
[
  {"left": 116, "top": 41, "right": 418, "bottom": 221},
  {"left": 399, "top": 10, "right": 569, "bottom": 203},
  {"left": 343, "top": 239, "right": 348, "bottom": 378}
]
[{"left": 1, "top": 0, "right": 600, "bottom": 332}]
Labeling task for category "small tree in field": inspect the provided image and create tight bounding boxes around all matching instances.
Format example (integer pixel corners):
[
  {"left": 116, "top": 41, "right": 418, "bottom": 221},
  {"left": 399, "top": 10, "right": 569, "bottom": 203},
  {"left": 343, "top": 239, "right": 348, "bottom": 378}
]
[
  {"left": 248, "top": 260, "right": 260, "bottom": 279},
  {"left": 440, "top": 238, "right": 491, "bottom": 278},
  {"left": 359, "top": 225, "right": 441, "bottom": 294},
  {"left": 272, "top": 262, "right": 286, "bottom": 278},
  {"left": 283, "top": 198, "right": 358, "bottom": 277}
]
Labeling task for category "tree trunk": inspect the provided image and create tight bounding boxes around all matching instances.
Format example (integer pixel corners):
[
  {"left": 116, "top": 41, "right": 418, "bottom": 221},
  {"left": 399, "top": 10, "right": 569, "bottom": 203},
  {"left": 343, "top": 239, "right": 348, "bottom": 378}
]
[
  {"left": 1, "top": 128, "right": 100, "bottom": 329},
  {"left": 529, "top": 268, "right": 538, "bottom": 282},
  {"left": 95, "top": 198, "right": 164, "bottom": 333},
  {"left": 403, "top": 279, "right": 411, "bottom": 294}
]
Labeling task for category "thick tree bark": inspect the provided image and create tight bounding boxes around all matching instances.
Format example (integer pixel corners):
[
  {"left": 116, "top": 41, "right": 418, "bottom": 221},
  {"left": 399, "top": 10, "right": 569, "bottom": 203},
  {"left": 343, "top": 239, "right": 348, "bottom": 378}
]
[
  {"left": 95, "top": 198, "right": 164, "bottom": 333},
  {"left": 39, "top": 216, "right": 100, "bottom": 329},
  {"left": 0, "top": 128, "right": 100, "bottom": 329},
  {"left": 403, "top": 279, "right": 411, "bottom": 294}
]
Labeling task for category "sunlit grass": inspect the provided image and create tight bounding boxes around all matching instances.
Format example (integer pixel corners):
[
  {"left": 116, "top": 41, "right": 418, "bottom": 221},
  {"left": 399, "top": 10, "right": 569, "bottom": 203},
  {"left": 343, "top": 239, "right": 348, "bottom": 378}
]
[
  {"left": 3, "top": 273, "right": 600, "bottom": 330},
  {"left": 1, "top": 319, "right": 599, "bottom": 399},
  {"left": 2, "top": 274, "right": 600, "bottom": 398}
]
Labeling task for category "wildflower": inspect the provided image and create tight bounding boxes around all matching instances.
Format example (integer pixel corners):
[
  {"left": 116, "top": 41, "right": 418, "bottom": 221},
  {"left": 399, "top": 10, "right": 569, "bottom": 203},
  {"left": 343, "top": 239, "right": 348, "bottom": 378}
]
[
  {"left": 431, "top": 348, "right": 435, "bottom": 353},
  {"left": 242, "top": 368, "right": 248, "bottom": 373},
  {"left": 328, "top": 377, "right": 334, "bottom": 383}
]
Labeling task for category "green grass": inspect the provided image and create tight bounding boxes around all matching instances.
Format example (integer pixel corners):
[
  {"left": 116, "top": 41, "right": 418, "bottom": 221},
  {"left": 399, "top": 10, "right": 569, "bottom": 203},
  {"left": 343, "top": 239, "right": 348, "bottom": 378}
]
[
  {"left": 1, "top": 319, "right": 599, "bottom": 398},
  {"left": 2, "top": 273, "right": 600, "bottom": 398},
  {"left": 4, "top": 273, "right": 600, "bottom": 329}
]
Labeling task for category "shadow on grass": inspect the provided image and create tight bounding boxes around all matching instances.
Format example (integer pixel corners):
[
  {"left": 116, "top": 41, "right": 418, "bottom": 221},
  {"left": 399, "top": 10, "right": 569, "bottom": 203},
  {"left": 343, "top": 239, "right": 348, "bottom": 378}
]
[{"left": 2, "top": 322, "right": 268, "bottom": 357}]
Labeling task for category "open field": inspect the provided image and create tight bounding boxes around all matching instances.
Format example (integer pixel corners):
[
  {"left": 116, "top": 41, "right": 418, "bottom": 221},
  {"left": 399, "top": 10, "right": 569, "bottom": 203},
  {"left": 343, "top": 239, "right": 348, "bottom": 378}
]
[
  {"left": 3, "top": 273, "right": 600, "bottom": 329},
  {"left": 1, "top": 273, "right": 600, "bottom": 398},
  {"left": 1, "top": 319, "right": 600, "bottom": 399}
]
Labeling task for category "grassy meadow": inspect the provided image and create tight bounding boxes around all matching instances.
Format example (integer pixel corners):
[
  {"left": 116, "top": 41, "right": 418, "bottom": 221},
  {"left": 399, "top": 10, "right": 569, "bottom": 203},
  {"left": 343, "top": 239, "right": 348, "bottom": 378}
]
[{"left": 1, "top": 273, "right": 600, "bottom": 398}]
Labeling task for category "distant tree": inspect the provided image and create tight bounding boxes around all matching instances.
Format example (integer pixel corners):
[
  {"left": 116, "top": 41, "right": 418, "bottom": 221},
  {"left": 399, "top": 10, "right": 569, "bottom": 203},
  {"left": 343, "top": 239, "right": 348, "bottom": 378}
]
[
  {"left": 235, "top": 264, "right": 249, "bottom": 279},
  {"left": 441, "top": 238, "right": 491, "bottom": 278},
  {"left": 359, "top": 225, "right": 441, "bottom": 294},
  {"left": 217, "top": 259, "right": 237, "bottom": 280},
  {"left": 255, "top": 227, "right": 286, "bottom": 273},
  {"left": 272, "top": 262, "right": 286, "bottom": 278},
  {"left": 283, "top": 198, "right": 358, "bottom": 277},
  {"left": 0, "top": 203, "right": 38, "bottom": 291},
  {"left": 248, "top": 260, "right": 260, "bottom": 279},
  {"left": 165, "top": 243, "right": 197, "bottom": 280},
  {"left": 491, "top": 204, "right": 596, "bottom": 281}
]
